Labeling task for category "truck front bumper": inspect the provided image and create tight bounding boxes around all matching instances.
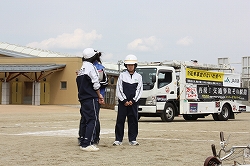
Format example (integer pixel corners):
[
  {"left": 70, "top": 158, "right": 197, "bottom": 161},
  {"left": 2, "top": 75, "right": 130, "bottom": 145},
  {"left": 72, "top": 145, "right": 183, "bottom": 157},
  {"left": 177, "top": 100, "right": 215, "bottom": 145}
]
[
  {"left": 115, "top": 105, "right": 158, "bottom": 114},
  {"left": 138, "top": 106, "right": 157, "bottom": 113}
]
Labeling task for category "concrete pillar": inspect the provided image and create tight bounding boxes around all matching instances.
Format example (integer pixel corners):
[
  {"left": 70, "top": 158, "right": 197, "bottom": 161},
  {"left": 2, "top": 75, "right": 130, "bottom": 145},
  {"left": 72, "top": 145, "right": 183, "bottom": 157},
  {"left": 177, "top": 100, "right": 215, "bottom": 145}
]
[
  {"left": 32, "top": 82, "right": 40, "bottom": 106},
  {"left": 1, "top": 82, "right": 10, "bottom": 105}
]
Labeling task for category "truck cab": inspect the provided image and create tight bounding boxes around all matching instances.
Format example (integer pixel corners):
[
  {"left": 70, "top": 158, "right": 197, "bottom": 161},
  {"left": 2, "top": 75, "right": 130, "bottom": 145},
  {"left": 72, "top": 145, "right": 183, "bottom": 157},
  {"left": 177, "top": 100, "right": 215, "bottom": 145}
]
[{"left": 136, "top": 65, "right": 178, "bottom": 121}]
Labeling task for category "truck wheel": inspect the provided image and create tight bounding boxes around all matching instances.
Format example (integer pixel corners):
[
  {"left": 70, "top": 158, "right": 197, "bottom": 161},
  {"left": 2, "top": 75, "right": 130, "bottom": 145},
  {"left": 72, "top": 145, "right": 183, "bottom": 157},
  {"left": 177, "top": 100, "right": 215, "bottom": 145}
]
[
  {"left": 218, "top": 104, "right": 230, "bottom": 121},
  {"left": 183, "top": 114, "right": 198, "bottom": 121},
  {"left": 161, "top": 103, "right": 175, "bottom": 122}
]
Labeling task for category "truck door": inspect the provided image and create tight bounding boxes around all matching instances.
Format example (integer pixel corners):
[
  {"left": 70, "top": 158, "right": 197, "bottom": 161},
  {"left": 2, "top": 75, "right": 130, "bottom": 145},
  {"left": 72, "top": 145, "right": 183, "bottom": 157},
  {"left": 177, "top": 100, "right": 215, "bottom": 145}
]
[{"left": 157, "top": 70, "right": 177, "bottom": 100}]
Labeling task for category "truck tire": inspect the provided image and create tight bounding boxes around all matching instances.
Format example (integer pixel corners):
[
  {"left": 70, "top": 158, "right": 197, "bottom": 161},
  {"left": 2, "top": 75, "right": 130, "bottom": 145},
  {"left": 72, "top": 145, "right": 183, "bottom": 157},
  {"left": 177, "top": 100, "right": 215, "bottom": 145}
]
[
  {"left": 218, "top": 104, "right": 230, "bottom": 121},
  {"left": 183, "top": 114, "right": 198, "bottom": 121},
  {"left": 161, "top": 103, "right": 175, "bottom": 122}
]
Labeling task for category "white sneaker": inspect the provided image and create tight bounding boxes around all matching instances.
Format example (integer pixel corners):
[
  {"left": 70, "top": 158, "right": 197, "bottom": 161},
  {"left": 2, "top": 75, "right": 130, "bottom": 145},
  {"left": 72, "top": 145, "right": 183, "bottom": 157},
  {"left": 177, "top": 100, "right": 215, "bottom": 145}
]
[
  {"left": 80, "top": 145, "right": 99, "bottom": 152},
  {"left": 129, "top": 141, "right": 139, "bottom": 146},
  {"left": 113, "top": 141, "right": 122, "bottom": 146}
]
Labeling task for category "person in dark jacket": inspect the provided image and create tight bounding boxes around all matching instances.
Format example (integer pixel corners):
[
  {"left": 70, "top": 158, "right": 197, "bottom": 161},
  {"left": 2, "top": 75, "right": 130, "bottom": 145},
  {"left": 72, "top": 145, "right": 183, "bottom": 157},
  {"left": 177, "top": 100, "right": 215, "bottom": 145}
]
[
  {"left": 113, "top": 54, "right": 143, "bottom": 146},
  {"left": 78, "top": 51, "right": 108, "bottom": 146},
  {"left": 76, "top": 48, "right": 104, "bottom": 152}
]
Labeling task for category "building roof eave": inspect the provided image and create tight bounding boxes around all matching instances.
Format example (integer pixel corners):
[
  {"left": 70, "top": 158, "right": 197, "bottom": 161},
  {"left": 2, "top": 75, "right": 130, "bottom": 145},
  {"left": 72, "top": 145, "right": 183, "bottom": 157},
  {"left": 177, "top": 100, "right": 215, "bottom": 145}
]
[{"left": 0, "top": 64, "right": 66, "bottom": 72}]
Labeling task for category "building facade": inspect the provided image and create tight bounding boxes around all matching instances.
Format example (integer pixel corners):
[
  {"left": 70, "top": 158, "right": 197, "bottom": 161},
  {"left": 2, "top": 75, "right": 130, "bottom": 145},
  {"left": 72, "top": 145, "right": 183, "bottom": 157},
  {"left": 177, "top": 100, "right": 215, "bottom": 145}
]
[{"left": 0, "top": 42, "right": 119, "bottom": 108}]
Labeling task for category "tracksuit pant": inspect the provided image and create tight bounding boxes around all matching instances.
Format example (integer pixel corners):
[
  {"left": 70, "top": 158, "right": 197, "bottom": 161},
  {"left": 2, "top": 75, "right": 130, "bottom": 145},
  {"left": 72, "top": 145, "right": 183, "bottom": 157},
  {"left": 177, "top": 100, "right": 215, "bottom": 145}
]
[
  {"left": 79, "top": 98, "right": 99, "bottom": 147},
  {"left": 114, "top": 101, "right": 139, "bottom": 142},
  {"left": 79, "top": 105, "right": 100, "bottom": 143}
]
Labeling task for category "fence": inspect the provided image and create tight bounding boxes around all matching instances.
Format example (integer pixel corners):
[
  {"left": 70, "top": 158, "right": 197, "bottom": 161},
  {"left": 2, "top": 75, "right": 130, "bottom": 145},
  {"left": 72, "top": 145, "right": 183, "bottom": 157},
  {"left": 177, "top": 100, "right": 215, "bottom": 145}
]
[{"left": 102, "top": 84, "right": 116, "bottom": 109}]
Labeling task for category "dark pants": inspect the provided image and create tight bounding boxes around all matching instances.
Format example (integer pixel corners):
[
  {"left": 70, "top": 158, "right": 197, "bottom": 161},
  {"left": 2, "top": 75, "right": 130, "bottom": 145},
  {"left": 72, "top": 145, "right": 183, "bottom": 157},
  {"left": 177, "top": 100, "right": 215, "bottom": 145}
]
[
  {"left": 78, "top": 98, "right": 99, "bottom": 147},
  {"left": 114, "top": 102, "right": 139, "bottom": 142},
  {"left": 79, "top": 112, "right": 100, "bottom": 143}
]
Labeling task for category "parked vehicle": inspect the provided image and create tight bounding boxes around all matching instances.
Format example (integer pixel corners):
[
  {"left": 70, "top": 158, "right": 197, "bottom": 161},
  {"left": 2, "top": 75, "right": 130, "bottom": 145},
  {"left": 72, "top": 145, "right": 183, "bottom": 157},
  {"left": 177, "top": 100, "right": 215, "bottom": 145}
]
[{"left": 135, "top": 60, "right": 249, "bottom": 122}]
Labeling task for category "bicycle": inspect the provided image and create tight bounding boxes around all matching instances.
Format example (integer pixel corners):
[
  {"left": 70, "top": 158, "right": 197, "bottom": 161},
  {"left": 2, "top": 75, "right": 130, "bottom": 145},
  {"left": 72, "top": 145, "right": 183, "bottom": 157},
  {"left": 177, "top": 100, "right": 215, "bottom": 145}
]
[{"left": 204, "top": 131, "right": 250, "bottom": 166}]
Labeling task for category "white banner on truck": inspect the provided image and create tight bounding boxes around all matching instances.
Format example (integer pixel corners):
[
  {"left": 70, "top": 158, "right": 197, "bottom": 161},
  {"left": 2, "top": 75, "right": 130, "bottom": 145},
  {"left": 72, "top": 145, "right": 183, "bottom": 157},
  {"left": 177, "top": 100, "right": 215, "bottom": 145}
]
[
  {"left": 186, "top": 84, "right": 198, "bottom": 100},
  {"left": 223, "top": 73, "right": 241, "bottom": 87}
]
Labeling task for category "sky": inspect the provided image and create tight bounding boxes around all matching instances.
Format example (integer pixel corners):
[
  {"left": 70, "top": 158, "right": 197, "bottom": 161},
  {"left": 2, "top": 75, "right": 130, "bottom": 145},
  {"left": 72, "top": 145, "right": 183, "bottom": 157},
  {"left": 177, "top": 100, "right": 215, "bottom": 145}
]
[{"left": 0, "top": 0, "right": 249, "bottom": 73}]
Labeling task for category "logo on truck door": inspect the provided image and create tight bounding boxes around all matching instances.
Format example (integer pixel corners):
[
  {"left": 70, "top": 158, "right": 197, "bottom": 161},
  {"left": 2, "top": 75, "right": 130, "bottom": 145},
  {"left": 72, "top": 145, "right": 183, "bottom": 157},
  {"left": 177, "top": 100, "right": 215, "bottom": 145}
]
[{"left": 165, "top": 86, "right": 170, "bottom": 93}]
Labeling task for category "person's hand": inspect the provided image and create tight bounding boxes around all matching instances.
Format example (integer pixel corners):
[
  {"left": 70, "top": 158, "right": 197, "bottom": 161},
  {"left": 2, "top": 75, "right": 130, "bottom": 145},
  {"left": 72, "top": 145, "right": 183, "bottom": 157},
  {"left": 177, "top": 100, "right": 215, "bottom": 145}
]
[
  {"left": 98, "top": 94, "right": 105, "bottom": 105},
  {"left": 124, "top": 101, "right": 130, "bottom": 106},
  {"left": 98, "top": 97, "right": 105, "bottom": 105},
  {"left": 124, "top": 101, "right": 133, "bottom": 106}
]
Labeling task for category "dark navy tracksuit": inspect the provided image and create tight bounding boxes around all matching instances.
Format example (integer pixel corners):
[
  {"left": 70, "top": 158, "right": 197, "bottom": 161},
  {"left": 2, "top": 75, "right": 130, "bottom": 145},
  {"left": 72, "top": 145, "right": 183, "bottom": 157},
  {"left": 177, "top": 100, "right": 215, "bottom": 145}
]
[
  {"left": 78, "top": 61, "right": 108, "bottom": 144},
  {"left": 76, "top": 61, "right": 100, "bottom": 148},
  {"left": 115, "top": 70, "right": 143, "bottom": 142}
]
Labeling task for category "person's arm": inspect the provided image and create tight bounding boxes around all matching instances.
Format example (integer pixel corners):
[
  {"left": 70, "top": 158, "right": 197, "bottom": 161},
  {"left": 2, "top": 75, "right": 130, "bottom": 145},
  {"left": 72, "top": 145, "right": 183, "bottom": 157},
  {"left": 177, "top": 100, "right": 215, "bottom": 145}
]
[
  {"left": 116, "top": 73, "right": 128, "bottom": 104},
  {"left": 131, "top": 74, "right": 143, "bottom": 104},
  {"left": 96, "top": 89, "right": 105, "bottom": 105},
  {"left": 89, "top": 64, "right": 104, "bottom": 105},
  {"left": 135, "top": 74, "right": 143, "bottom": 102}
]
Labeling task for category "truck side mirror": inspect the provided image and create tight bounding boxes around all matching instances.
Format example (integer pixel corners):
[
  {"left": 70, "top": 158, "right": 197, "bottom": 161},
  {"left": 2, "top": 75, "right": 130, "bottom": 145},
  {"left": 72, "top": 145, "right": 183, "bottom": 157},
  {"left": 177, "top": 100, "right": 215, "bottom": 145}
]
[{"left": 151, "top": 75, "right": 156, "bottom": 83}]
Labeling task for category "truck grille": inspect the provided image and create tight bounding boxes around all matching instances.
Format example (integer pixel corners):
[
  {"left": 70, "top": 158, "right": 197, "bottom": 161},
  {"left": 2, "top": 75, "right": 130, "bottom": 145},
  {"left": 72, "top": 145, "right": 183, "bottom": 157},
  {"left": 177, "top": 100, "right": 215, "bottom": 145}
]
[{"left": 138, "top": 98, "right": 146, "bottom": 105}]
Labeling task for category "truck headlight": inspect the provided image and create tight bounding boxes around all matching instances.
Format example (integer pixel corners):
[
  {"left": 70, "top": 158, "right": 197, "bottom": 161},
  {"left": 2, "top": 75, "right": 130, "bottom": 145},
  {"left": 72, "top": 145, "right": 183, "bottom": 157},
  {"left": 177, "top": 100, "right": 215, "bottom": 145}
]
[{"left": 145, "top": 96, "right": 156, "bottom": 105}]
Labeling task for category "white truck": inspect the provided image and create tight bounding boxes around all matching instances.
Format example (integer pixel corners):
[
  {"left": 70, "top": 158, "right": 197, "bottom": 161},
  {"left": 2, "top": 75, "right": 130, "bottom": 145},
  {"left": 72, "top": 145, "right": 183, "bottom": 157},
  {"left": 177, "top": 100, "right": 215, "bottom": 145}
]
[{"left": 135, "top": 60, "right": 249, "bottom": 122}]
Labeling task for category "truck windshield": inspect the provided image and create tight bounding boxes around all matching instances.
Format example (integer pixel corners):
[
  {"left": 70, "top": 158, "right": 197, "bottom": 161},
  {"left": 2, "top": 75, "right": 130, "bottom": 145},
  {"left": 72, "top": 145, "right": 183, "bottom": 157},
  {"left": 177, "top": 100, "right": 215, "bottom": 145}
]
[{"left": 136, "top": 68, "right": 157, "bottom": 90}]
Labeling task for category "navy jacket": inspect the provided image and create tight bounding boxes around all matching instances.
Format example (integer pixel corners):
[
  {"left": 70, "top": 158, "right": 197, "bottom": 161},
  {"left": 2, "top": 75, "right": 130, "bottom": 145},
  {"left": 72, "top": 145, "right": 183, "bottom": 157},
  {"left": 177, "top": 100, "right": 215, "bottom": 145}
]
[
  {"left": 116, "top": 70, "right": 143, "bottom": 104},
  {"left": 76, "top": 61, "right": 100, "bottom": 101}
]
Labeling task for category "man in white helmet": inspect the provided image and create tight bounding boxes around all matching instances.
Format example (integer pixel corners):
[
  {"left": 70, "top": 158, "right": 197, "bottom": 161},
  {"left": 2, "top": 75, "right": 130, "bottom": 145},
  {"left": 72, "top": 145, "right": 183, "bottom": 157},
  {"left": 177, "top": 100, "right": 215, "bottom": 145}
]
[
  {"left": 113, "top": 54, "right": 143, "bottom": 146},
  {"left": 76, "top": 48, "right": 105, "bottom": 152}
]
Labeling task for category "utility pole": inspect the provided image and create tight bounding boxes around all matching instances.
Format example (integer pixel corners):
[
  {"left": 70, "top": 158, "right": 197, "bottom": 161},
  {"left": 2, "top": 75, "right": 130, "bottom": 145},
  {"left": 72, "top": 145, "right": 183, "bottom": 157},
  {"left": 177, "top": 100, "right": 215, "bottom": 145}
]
[{"left": 117, "top": 60, "right": 123, "bottom": 73}]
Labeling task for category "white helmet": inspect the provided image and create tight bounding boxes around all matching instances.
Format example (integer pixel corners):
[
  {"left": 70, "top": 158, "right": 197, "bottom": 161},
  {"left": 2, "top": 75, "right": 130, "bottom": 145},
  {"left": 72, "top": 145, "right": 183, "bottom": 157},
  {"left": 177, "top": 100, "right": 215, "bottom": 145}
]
[
  {"left": 124, "top": 54, "right": 138, "bottom": 64},
  {"left": 82, "top": 48, "right": 97, "bottom": 59}
]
